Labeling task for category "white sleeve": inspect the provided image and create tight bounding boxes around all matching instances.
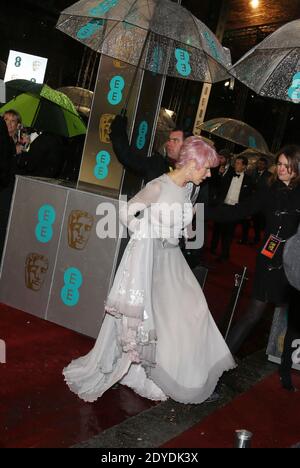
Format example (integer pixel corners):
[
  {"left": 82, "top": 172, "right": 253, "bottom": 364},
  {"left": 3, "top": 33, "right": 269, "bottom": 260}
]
[{"left": 119, "top": 180, "right": 162, "bottom": 233}]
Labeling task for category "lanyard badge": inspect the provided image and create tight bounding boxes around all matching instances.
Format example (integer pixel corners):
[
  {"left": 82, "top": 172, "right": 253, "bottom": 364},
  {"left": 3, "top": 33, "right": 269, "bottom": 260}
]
[{"left": 261, "top": 234, "right": 282, "bottom": 259}]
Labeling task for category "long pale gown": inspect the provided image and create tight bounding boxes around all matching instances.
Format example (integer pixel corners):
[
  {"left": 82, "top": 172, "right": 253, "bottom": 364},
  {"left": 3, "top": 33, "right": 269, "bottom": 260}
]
[{"left": 63, "top": 174, "right": 235, "bottom": 403}]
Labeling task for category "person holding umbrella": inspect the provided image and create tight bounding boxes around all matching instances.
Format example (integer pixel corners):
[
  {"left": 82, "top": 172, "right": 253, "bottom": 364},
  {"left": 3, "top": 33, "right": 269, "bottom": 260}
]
[
  {"left": 0, "top": 110, "right": 22, "bottom": 258},
  {"left": 207, "top": 144, "right": 300, "bottom": 390},
  {"left": 0, "top": 114, "right": 15, "bottom": 190}
]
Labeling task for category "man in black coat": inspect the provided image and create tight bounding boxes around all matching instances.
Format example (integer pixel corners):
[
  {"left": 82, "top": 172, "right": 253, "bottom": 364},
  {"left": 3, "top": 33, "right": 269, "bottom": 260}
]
[
  {"left": 248, "top": 157, "right": 272, "bottom": 244},
  {"left": 210, "top": 155, "right": 253, "bottom": 261},
  {"left": 0, "top": 116, "right": 13, "bottom": 190},
  {"left": 16, "top": 131, "right": 65, "bottom": 179},
  {"left": 0, "top": 116, "right": 15, "bottom": 258},
  {"left": 110, "top": 114, "right": 212, "bottom": 200},
  {"left": 110, "top": 115, "right": 189, "bottom": 182}
]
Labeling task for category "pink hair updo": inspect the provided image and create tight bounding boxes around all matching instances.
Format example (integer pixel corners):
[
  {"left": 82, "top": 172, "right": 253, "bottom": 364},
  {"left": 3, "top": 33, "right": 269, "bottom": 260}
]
[{"left": 177, "top": 136, "right": 219, "bottom": 169}]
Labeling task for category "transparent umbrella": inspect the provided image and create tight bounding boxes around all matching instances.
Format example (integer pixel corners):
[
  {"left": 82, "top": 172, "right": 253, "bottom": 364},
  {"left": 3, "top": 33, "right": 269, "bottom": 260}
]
[
  {"left": 56, "top": 0, "right": 231, "bottom": 84},
  {"left": 230, "top": 19, "right": 300, "bottom": 103},
  {"left": 1, "top": 79, "right": 87, "bottom": 138},
  {"left": 58, "top": 86, "right": 93, "bottom": 117},
  {"left": 199, "top": 117, "right": 270, "bottom": 154}
]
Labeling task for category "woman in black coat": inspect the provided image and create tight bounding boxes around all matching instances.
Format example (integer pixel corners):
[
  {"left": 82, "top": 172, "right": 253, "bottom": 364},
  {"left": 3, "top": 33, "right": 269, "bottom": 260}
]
[{"left": 208, "top": 144, "right": 300, "bottom": 390}]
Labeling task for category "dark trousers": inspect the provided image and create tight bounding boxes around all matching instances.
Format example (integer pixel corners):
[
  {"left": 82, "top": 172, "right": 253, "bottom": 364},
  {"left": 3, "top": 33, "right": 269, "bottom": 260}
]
[
  {"left": 211, "top": 221, "right": 236, "bottom": 259},
  {"left": 252, "top": 212, "right": 266, "bottom": 243},
  {"left": 226, "top": 288, "right": 300, "bottom": 388},
  {"left": 226, "top": 298, "right": 268, "bottom": 354}
]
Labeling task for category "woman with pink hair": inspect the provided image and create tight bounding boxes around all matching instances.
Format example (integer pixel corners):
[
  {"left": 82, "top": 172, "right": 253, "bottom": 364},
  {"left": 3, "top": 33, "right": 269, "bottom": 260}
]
[{"left": 63, "top": 136, "right": 235, "bottom": 404}]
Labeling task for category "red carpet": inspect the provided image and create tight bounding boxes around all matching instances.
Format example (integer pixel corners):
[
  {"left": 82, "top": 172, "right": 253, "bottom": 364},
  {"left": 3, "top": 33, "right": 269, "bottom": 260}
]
[
  {"left": 0, "top": 225, "right": 281, "bottom": 447},
  {"left": 0, "top": 305, "right": 156, "bottom": 448},
  {"left": 163, "top": 371, "right": 300, "bottom": 448}
]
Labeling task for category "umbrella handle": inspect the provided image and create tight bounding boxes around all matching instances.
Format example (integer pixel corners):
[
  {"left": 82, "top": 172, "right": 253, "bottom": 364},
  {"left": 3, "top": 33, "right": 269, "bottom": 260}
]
[{"left": 122, "top": 0, "right": 181, "bottom": 111}]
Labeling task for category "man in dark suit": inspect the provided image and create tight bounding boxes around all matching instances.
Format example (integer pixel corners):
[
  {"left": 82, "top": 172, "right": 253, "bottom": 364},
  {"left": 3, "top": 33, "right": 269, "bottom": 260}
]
[
  {"left": 0, "top": 116, "right": 15, "bottom": 258},
  {"left": 210, "top": 155, "right": 253, "bottom": 261},
  {"left": 16, "top": 131, "right": 65, "bottom": 179},
  {"left": 248, "top": 157, "right": 272, "bottom": 245},
  {"left": 110, "top": 114, "right": 189, "bottom": 182},
  {"left": 0, "top": 116, "right": 13, "bottom": 190},
  {"left": 209, "top": 148, "right": 233, "bottom": 204}
]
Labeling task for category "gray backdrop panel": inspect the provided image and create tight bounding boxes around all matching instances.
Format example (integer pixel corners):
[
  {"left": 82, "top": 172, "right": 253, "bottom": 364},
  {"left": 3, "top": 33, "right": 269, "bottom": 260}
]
[
  {"left": 46, "top": 190, "right": 120, "bottom": 338},
  {"left": 0, "top": 177, "right": 67, "bottom": 318}
]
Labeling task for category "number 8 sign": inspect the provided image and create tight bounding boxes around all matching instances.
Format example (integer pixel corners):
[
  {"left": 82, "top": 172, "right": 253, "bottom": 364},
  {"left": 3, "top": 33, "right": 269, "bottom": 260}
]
[{"left": 4, "top": 50, "right": 48, "bottom": 84}]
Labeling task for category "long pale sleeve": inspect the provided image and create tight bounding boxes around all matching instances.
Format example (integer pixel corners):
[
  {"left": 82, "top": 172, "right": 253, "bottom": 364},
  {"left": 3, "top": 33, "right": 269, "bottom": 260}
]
[{"left": 119, "top": 180, "right": 162, "bottom": 234}]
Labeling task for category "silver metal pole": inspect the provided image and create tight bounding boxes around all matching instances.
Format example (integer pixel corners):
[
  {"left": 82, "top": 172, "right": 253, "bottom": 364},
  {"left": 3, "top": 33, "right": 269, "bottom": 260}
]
[{"left": 225, "top": 266, "right": 248, "bottom": 341}]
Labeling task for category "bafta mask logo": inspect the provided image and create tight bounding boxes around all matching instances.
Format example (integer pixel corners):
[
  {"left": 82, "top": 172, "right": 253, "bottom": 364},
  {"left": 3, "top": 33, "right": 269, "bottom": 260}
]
[
  {"left": 99, "top": 113, "right": 115, "bottom": 143},
  {"left": 113, "top": 59, "right": 128, "bottom": 69},
  {"left": 25, "top": 253, "right": 49, "bottom": 291},
  {"left": 68, "top": 210, "right": 94, "bottom": 250},
  {"left": 32, "top": 60, "right": 42, "bottom": 71}
]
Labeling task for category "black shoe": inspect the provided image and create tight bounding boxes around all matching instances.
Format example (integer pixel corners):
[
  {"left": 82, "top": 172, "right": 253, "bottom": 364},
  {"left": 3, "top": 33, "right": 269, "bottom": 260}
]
[
  {"left": 111, "top": 383, "right": 120, "bottom": 390},
  {"left": 279, "top": 369, "right": 297, "bottom": 392},
  {"left": 217, "top": 255, "right": 229, "bottom": 263},
  {"left": 205, "top": 391, "right": 220, "bottom": 403}
]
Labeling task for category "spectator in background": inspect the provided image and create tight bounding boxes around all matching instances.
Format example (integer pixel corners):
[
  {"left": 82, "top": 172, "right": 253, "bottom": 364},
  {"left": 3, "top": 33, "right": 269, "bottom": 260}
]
[
  {"left": 208, "top": 145, "right": 300, "bottom": 393},
  {"left": 0, "top": 115, "right": 13, "bottom": 191},
  {"left": 209, "top": 148, "right": 234, "bottom": 205},
  {"left": 0, "top": 113, "right": 19, "bottom": 259},
  {"left": 3, "top": 109, "right": 22, "bottom": 148},
  {"left": 248, "top": 156, "right": 272, "bottom": 245},
  {"left": 210, "top": 155, "right": 253, "bottom": 261},
  {"left": 16, "top": 130, "right": 65, "bottom": 179}
]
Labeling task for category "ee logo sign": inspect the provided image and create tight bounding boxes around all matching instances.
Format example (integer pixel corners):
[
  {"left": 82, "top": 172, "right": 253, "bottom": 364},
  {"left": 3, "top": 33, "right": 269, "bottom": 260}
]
[
  {"left": 175, "top": 48, "right": 191, "bottom": 77},
  {"left": 61, "top": 267, "right": 83, "bottom": 307},
  {"left": 35, "top": 204, "right": 56, "bottom": 243},
  {"left": 288, "top": 72, "right": 300, "bottom": 103},
  {"left": 136, "top": 121, "right": 148, "bottom": 150},
  {"left": 94, "top": 150, "right": 111, "bottom": 180},
  {"left": 107, "top": 75, "right": 125, "bottom": 105}
]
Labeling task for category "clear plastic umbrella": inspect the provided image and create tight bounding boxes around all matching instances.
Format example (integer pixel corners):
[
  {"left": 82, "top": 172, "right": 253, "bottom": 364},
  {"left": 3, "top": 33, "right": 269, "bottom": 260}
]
[
  {"left": 58, "top": 86, "right": 93, "bottom": 117},
  {"left": 199, "top": 117, "right": 270, "bottom": 154},
  {"left": 56, "top": 0, "right": 231, "bottom": 84},
  {"left": 230, "top": 19, "right": 300, "bottom": 103}
]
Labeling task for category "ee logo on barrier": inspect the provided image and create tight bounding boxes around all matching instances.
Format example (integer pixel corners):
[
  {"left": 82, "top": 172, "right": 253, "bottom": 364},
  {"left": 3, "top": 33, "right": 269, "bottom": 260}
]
[
  {"left": 175, "top": 48, "right": 191, "bottom": 77},
  {"left": 35, "top": 204, "right": 56, "bottom": 243},
  {"left": 203, "top": 31, "right": 220, "bottom": 61},
  {"left": 248, "top": 136, "right": 257, "bottom": 148},
  {"left": 107, "top": 75, "right": 125, "bottom": 105},
  {"left": 61, "top": 267, "right": 83, "bottom": 307},
  {"left": 76, "top": 19, "right": 105, "bottom": 40},
  {"left": 136, "top": 121, "right": 148, "bottom": 150},
  {"left": 287, "top": 72, "right": 300, "bottom": 103},
  {"left": 94, "top": 150, "right": 111, "bottom": 180},
  {"left": 150, "top": 46, "right": 164, "bottom": 75},
  {"left": 89, "top": 0, "right": 119, "bottom": 16}
]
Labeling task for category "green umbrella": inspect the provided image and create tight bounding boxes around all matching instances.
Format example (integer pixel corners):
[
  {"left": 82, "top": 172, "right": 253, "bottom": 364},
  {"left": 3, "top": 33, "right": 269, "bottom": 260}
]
[{"left": 0, "top": 79, "right": 87, "bottom": 138}]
